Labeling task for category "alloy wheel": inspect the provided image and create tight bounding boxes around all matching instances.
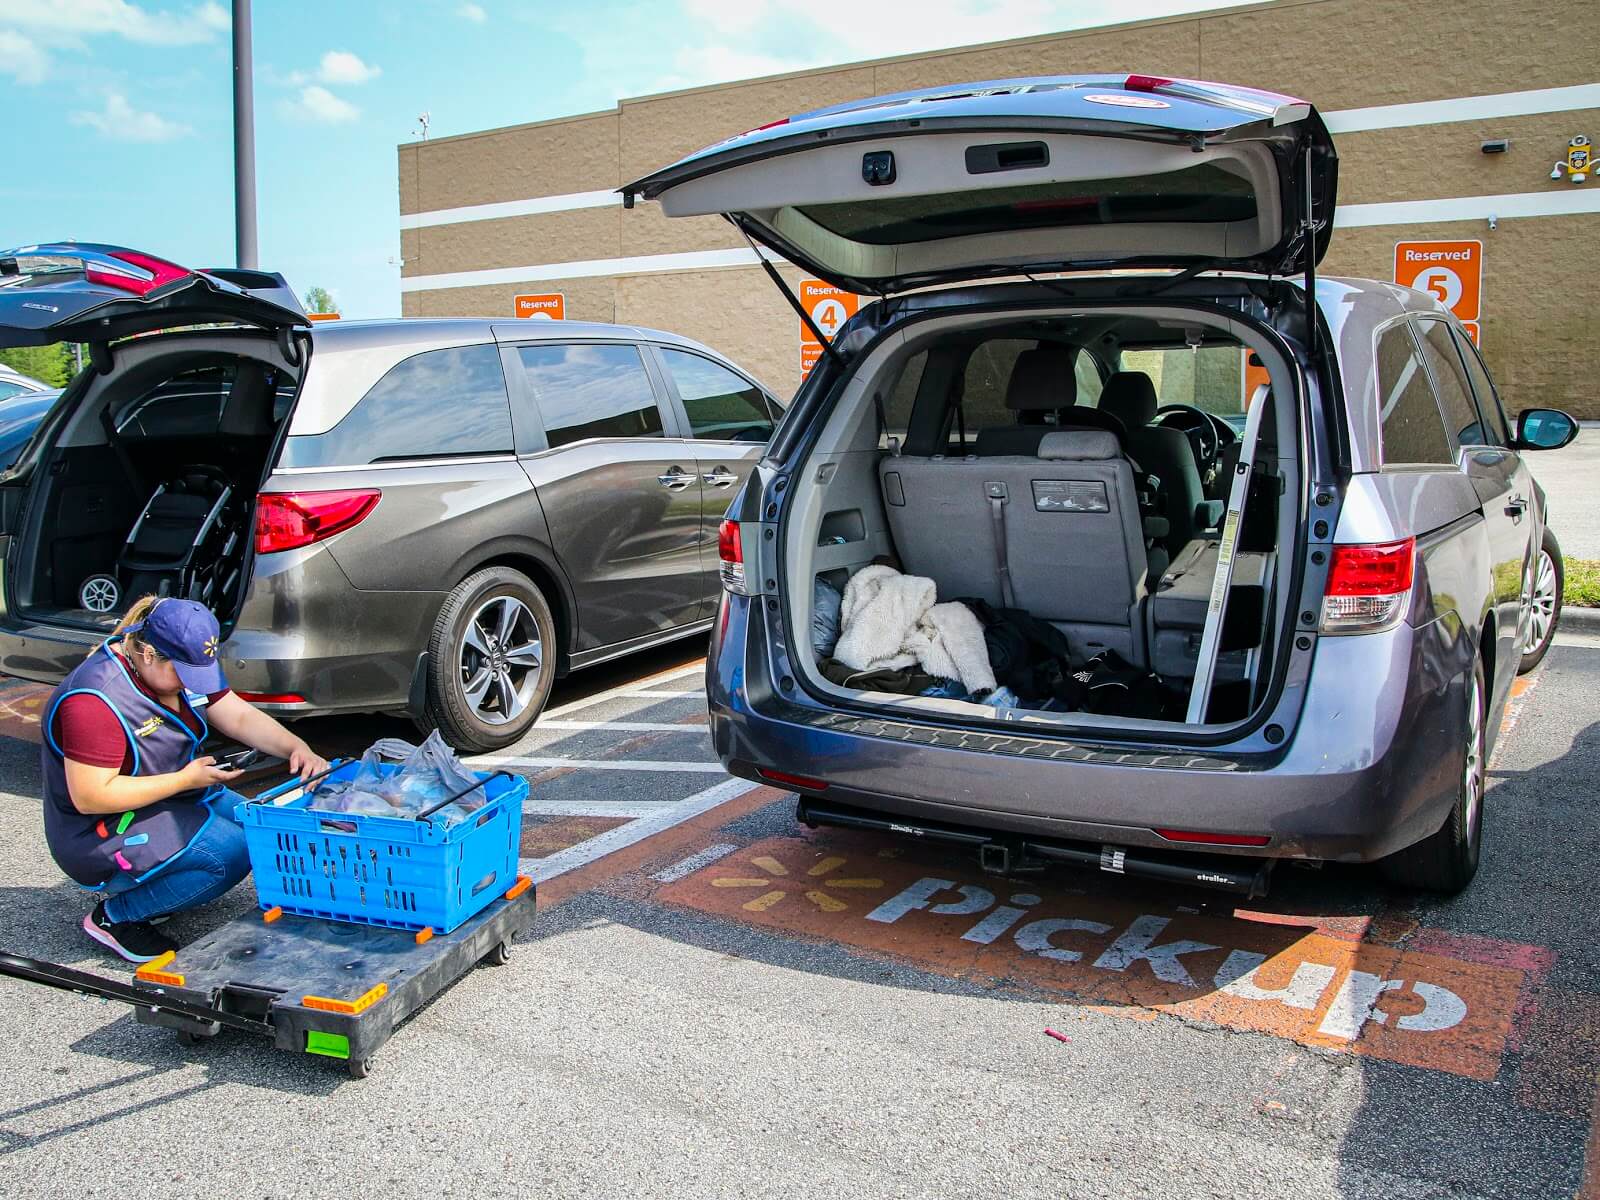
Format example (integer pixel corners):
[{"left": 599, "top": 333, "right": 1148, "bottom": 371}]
[
  {"left": 1524, "top": 549, "right": 1559, "bottom": 655},
  {"left": 457, "top": 595, "right": 543, "bottom": 726},
  {"left": 1463, "top": 668, "right": 1485, "bottom": 845}
]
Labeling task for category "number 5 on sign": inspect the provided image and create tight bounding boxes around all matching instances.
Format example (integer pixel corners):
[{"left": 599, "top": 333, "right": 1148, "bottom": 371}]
[{"left": 1394, "top": 241, "right": 1482, "bottom": 323}]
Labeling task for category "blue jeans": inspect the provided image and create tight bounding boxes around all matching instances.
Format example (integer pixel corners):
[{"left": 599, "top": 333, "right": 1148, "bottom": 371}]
[{"left": 102, "top": 796, "right": 252, "bottom": 925}]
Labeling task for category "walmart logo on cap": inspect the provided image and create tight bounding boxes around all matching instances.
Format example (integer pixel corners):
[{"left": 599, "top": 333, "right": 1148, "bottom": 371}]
[{"left": 203, "top": 636, "right": 219, "bottom": 659}]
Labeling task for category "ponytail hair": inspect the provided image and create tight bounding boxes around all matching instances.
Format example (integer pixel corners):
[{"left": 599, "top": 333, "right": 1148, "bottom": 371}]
[{"left": 96, "top": 594, "right": 163, "bottom": 659}]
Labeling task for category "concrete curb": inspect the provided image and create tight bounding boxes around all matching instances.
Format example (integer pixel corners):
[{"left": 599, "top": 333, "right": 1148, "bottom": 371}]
[{"left": 1559, "top": 604, "right": 1600, "bottom": 631}]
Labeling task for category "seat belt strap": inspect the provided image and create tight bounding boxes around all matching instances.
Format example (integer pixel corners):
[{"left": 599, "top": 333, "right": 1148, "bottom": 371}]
[{"left": 985, "top": 481, "right": 1015, "bottom": 608}]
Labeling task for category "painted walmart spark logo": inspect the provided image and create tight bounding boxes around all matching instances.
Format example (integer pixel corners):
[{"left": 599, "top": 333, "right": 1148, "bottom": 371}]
[{"left": 711, "top": 854, "right": 884, "bottom": 913}]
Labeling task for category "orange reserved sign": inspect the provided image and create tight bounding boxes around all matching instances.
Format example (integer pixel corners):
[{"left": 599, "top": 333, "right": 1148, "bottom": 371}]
[
  {"left": 1394, "top": 240, "right": 1482, "bottom": 322},
  {"left": 515, "top": 293, "right": 565, "bottom": 320},
  {"left": 799, "top": 279, "right": 859, "bottom": 380}
]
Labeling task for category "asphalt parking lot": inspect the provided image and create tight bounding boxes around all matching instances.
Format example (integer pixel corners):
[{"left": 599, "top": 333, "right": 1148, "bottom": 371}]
[{"left": 1, "top": 629, "right": 1598, "bottom": 1199}]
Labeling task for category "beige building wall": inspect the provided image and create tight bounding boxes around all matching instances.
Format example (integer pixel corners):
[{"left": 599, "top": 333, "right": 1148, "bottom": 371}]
[{"left": 399, "top": 0, "right": 1600, "bottom": 415}]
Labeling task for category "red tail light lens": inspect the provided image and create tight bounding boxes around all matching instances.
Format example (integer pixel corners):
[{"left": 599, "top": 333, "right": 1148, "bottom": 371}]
[
  {"left": 756, "top": 768, "right": 827, "bottom": 792},
  {"left": 254, "top": 490, "right": 380, "bottom": 554},
  {"left": 1125, "top": 74, "right": 1176, "bottom": 92},
  {"left": 1322, "top": 538, "right": 1415, "bottom": 633},
  {"left": 717, "top": 518, "right": 747, "bottom": 595},
  {"left": 84, "top": 250, "right": 189, "bottom": 296},
  {"left": 235, "top": 691, "right": 307, "bottom": 705}
]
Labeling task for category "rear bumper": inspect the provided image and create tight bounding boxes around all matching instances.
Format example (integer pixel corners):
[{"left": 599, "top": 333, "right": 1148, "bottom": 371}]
[{"left": 706, "top": 595, "right": 1475, "bottom": 864}]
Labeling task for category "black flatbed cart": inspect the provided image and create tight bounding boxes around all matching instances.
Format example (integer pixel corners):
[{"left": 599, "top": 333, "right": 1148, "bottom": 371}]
[{"left": 0, "top": 876, "right": 535, "bottom": 1079}]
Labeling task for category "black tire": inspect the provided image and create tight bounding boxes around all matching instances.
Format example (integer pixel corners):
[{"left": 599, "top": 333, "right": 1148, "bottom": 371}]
[
  {"left": 347, "top": 1057, "right": 372, "bottom": 1080},
  {"left": 422, "top": 567, "right": 555, "bottom": 753},
  {"left": 1379, "top": 656, "right": 1486, "bottom": 894},
  {"left": 484, "top": 939, "right": 512, "bottom": 966},
  {"left": 1518, "top": 526, "right": 1563, "bottom": 674}
]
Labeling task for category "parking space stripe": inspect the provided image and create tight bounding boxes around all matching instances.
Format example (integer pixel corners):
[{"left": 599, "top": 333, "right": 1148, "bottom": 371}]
[
  {"left": 524, "top": 778, "right": 759, "bottom": 879},
  {"left": 624, "top": 689, "right": 704, "bottom": 699},
  {"left": 651, "top": 842, "right": 740, "bottom": 883},
  {"left": 472, "top": 756, "right": 725, "bottom": 773},
  {"left": 536, "top": 720, "right": 704, "bottom": 732},
  {"left": 539, "top": 661, "right": 706, "bottom": 719},
  {"left": 525, "top": 800, "right": 677, "bottom": 817}
]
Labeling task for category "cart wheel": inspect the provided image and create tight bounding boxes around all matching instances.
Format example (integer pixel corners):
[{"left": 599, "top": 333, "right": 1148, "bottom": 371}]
[
  {"left": 347, "top": 1057, "right": 372, "bottom": 1080},
  {"left": 485, "top": 939, "right": 512, "bottom": 966},
  {"left": 178, "top": 1031, "right": 204, "bottom": 1046}
]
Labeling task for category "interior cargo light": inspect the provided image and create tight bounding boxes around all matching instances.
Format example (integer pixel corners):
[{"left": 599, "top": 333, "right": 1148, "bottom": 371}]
[
  {"left": 1322, "top": 538, "right": 1416, "bottom": 633},
  {"left": 84, "top": 250, "right": 189, "bottom": 296},
  {"left": 717, "top": 518, "right": 748, "bottom": 595},
  {"left": 254, "top": 490, "right": 380, "bottom": 555},
  {"left": 1154, "top": 828, "right": 1272, "bottom": 847},
  {"left": 756, "top": 767, "right": 828, "bottom": 792}
]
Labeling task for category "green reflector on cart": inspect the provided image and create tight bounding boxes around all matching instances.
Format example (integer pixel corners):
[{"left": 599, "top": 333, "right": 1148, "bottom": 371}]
[
  {"left": 305, "top": 1031, "right": 350, "bottom": 1059},
  {"left": 116, "top": 812, "right": 135, "bottom": 834}
]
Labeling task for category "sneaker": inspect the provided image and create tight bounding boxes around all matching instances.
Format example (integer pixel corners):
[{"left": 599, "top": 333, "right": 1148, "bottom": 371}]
[{"left": 82, "top": 902, "right": 178, "bottom": 963}]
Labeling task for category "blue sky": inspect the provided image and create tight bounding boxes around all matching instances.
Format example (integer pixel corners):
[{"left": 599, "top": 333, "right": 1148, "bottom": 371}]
[{"left": 0, "top": 0, "right": 1250, "bottom": 319}]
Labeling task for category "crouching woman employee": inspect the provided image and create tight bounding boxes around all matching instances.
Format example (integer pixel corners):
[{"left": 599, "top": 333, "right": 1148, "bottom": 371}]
[{"left": 41, "top": 596, "right": 329, "bottom": 962}]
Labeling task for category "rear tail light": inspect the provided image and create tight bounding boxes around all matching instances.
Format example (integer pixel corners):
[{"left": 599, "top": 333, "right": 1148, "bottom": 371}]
[
  {"left": 236, "top": 691, "right": 307, "bottom": 705},
  {"left": 254, "top": 490, "right": 380, "bottom": 554},
  {"left": 717, "top": 518, "right": 748, "bottom": 595},
  {"left": 1321, "top": 538, "right": 1415, "bottom": 633},
  {"left": 1154, "top": 828, "right": 1272, "bottom": 847},
  {"left": 84, "top": 250, "right": 189, "bottom": 296}
]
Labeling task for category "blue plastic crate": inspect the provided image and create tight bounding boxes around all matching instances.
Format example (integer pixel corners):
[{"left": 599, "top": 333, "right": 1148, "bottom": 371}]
[{"left": 239, "top": 760, "right": 526, "bottom": 934}]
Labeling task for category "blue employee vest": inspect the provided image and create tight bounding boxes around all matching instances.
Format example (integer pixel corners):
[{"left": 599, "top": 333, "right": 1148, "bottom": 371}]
[{"left": 41, "top": 642, "right": 213, "bottom": 888}]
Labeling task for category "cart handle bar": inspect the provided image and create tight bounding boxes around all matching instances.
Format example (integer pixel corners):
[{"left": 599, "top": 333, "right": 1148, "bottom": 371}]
[
  {"left": 0, "top": 950, "right": 274, "bottom": 1036},
  {"left": 414, "top": 770, "right": 514, "bottom": 822}
]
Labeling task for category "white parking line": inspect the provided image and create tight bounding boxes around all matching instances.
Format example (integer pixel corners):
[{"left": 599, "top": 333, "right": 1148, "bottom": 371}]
[
  {"left": 626, "top": 690, "right": 703, "bottom": 700},
  {"left": 650, "top": 842, "right": 740, "bottom": 883},
  {"left": 471, "top": 755, "right": 726, "bottom": 774},
  {"left": 526, "top": 800, "right": 676, "bottom": 817},
  {"left": 539, "top": 661, "right": 706, "bottom": 719},
  {"left": 525, "top": 779, "right": 759, "bottom": 878},
  {"left": 535, "top": 720, "right": 704, "bottom": 732}
]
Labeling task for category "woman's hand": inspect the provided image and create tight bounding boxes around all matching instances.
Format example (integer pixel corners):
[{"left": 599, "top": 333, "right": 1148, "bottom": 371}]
[
  {"left": 180, "top": 756, "right": 245, "bottom": 791},
  {"left": 288, "top": 740, "right": 330, "bottom": 782}
]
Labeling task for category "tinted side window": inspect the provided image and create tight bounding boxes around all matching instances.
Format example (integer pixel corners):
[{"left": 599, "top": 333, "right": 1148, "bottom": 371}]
[
  {"left": 1376, "top": 324, "right": 1453, "bottom": 466},
  {"left": 1074, "top": 349, "right": 1104, "bottom": 406},
  {"left": 518, "top": 343, "right": 662, "bottom": 449},
  {"left": 882, "top": 350, "right": 926, "bottom": 449},
  {"left": 660, "top": 348, "right": 772, "bottom": 443},
  {"left": 961, "top": 338, "right": 1032, "bottom": 435},
  {"left": 1416, "top": 319, "right": 1485, "bottom": 447},
  {"left": 1452, "top": 330, "right": 1510, "bottom": 446},
  {"left": 117, "top": 364, "right": 232, "bottom": 438},
  {"left": 279, "top": 344, "right": 511, "bottom": 467}
]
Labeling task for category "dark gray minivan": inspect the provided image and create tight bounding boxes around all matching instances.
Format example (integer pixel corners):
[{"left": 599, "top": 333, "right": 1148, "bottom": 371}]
[
  {"left": 0, "top": 244, "right": 780, "bottom": 749},
  {"left": 624, "top": 75, "right": 1577, "bottom": 895}
]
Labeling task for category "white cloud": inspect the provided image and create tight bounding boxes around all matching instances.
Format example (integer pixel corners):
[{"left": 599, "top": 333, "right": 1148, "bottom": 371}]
[
  {"left": 458, "top": 2, "right": 486, "bottom": 22},
  {"left": 69, "top": 92, "right": 191, "bottom": 141},
  {"left": 0, "top": 29, "right": 49, "bottom": 82},
  {"left": 315, "top": 49, "right": 380, "bottom": 85},
  {"left": 283, "top": 84, "right": 360, "bottom": 123},
  {"left": 0, "top": 0, "right": 228, "bottom": 47}
]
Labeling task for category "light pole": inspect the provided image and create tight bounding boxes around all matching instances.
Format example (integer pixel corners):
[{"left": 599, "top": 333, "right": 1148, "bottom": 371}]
[{"left": 232, "top": 0, "right": 258, "bottom": 269}]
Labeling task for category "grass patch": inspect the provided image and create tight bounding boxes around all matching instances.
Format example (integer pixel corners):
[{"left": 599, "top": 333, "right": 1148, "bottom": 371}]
[{"left": 1566, "top": 559, "right": 1600, "bottom": 608}]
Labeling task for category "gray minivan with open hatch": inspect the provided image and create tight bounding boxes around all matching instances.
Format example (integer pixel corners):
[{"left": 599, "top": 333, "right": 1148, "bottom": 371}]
[
  {"left": 0, "top": 244, "right": 780, "bottom": 750},
  {"left": 624, "top": 75, "right": 1577, "bottom": 895}
]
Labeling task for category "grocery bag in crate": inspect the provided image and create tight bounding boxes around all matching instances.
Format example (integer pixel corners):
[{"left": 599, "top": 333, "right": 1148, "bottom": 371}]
[{"left": 240, "top": 735, "right": 527, "bottom": 934}]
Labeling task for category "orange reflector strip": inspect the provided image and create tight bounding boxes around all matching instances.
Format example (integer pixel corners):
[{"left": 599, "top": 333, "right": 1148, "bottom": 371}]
[
  {"left": 505, "top": 875, "right": 533, "bottom": 901},
  {"left": 301, "top": 982, "right": 387, "bottom": 1015},
  {"left": 263, "top": 906, "right": 283, "bottom": 923},
  {"left": 414, "top": 927, "right": 433, "bottom": 945},
  {"left": 135, "top": 950, "right": 185, "bottom": 987}
]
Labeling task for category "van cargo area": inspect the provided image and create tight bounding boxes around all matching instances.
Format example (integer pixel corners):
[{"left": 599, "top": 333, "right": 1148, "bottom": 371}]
[
  {"left": 8, "top": 332, "right": 301, "bottom": 636},
  {"left": 782, "top": 300, "right": 1303, "bottom": 740}
]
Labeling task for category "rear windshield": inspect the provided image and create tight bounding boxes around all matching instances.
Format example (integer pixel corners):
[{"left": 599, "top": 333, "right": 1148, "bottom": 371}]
[{"left": 796, "top": 162, "right": 1256, "bottom": 246}]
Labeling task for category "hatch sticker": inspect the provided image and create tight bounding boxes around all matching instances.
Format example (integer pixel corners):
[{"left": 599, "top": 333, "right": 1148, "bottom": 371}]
[{"left": 1083, "top": 93, "right": 1172, "bottom": 109}]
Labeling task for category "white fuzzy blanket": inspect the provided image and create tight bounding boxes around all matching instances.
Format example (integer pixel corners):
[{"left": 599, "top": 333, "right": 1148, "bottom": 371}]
[{"left": 832, "top": 564, "right": 996, "bottom": 694}]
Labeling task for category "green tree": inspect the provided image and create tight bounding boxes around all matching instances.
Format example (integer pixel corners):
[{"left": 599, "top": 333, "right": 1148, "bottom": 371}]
[
  {"left": 302, "top": 286, "right": 337, "bottom": 314},
  {"left": 0, "top": 344, "right": 76, "bottom": 388}
]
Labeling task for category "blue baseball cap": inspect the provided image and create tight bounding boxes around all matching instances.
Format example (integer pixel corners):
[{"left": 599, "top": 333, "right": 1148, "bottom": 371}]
[{"left": 127, "top": 599, "right": 226, "bottom": 694}]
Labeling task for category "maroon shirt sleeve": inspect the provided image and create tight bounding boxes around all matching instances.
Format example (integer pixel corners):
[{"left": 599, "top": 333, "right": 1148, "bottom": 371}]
[{"left": 56, "top": 694, "right": 133, "bottom": 770}]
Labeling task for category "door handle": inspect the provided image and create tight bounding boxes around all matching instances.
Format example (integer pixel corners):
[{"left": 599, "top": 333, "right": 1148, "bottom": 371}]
[
  {"left": 703, "top": 467, "right": 738, "bottom": 488},
  {"left": 1505, "top": 495, "right": 1527, "bottom": 520},
  {"left": 657, "top": 468, "right": 696, "bottom": 491}
]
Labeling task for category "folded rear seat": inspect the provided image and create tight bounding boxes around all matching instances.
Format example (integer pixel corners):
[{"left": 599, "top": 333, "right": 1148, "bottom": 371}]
[
  {"left": 879, "top": 430, "right": 1153, "bottom": 667},
  {"left": 1147, "top": 539, "right": 1269, "bottom": 683}
]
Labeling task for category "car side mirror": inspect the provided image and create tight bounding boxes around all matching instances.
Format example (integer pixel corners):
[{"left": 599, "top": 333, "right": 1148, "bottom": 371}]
[{"left": 1514, "top": 408, "right": 1578, "bottom": 451}]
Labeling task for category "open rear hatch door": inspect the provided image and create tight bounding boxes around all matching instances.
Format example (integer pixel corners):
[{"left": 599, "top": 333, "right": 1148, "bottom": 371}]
[
  {"left": 622, "top": 75, "right": 1337, "bottom": 295},
  {"left": 0, "top": 243, "right": 308, "bottom": 346}
]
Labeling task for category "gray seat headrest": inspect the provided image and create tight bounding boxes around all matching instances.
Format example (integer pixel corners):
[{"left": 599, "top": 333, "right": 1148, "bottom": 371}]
[
  {"left": 1037, "top": 430, "right": 1120, "bottom": 461},
  {"left": 1099, "top": 371, "right": 1159, "bottom": 428},
  {"left": 1004, "top": 346, "right": 1078, "bottom": 412}
]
